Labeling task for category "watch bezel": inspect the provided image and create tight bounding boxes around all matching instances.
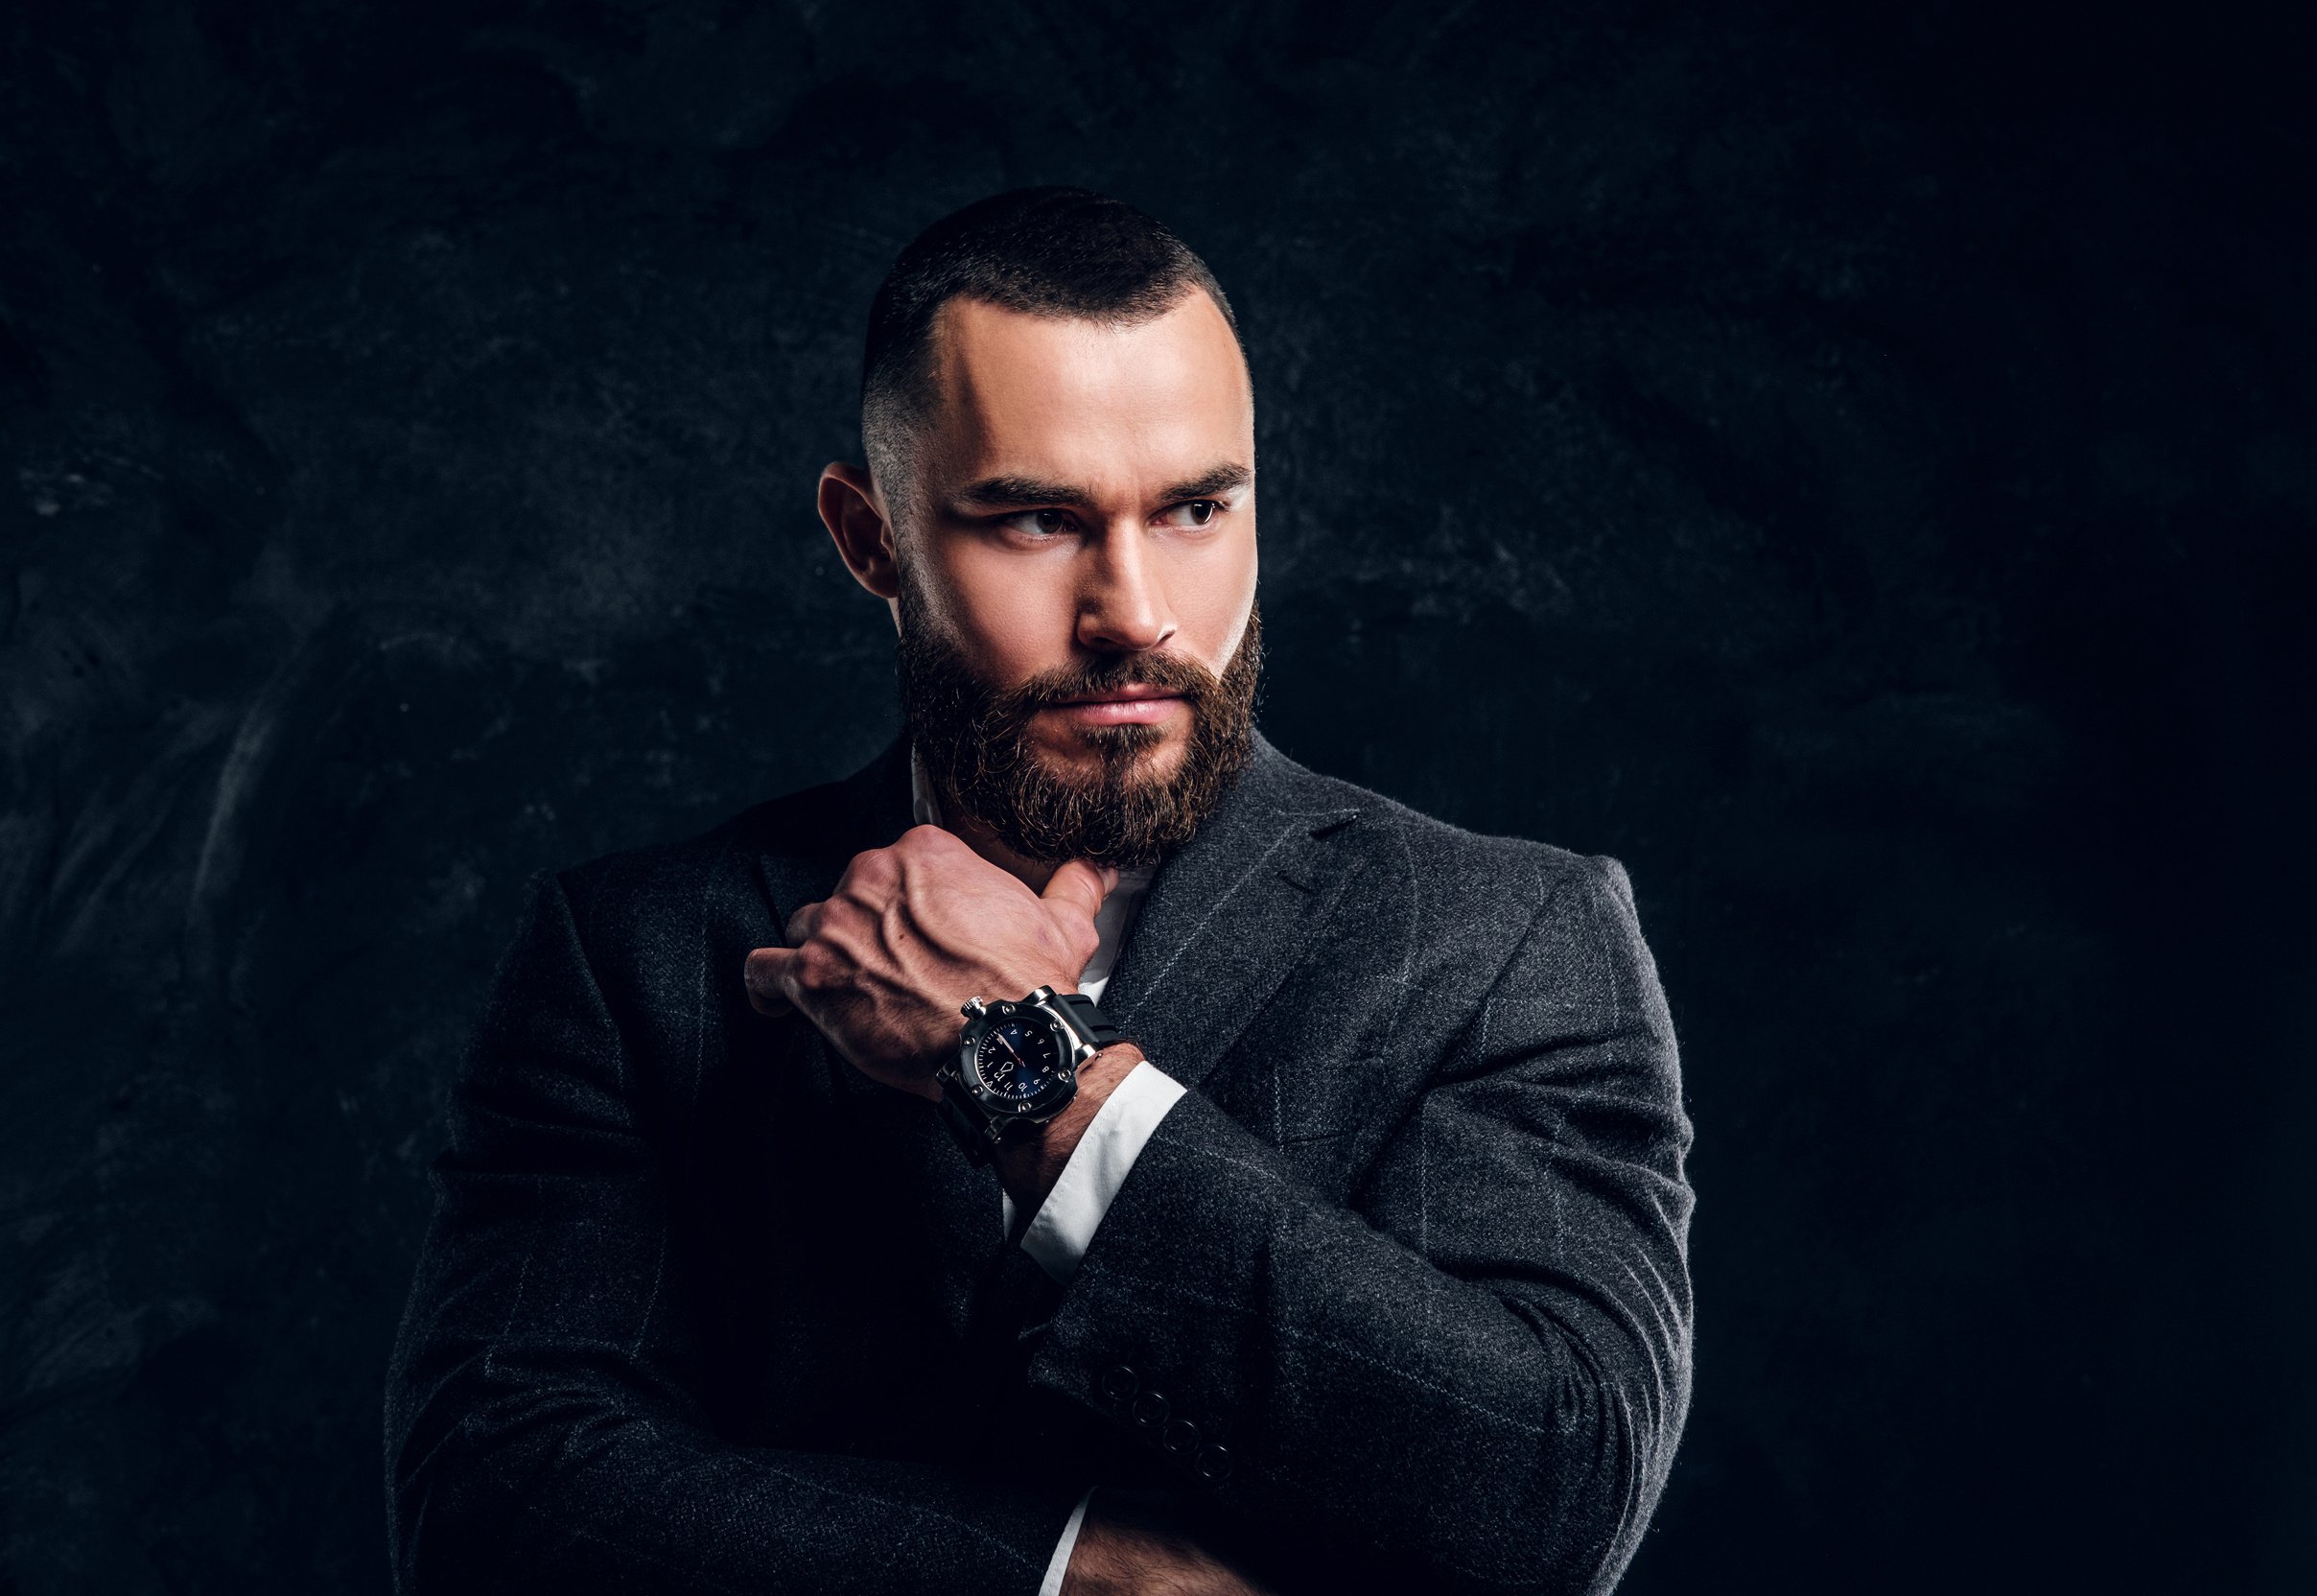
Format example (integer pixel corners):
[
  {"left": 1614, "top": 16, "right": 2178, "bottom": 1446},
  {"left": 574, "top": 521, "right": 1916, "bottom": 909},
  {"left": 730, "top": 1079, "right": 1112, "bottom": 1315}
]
[{"left": 949, "top": 988, "right": 1093, "bottom": 1128}]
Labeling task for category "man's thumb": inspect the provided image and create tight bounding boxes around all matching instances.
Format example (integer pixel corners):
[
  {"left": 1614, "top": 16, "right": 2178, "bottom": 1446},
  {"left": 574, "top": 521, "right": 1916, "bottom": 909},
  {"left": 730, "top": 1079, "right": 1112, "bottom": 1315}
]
[{"left": 1041, "top": 859, "right": 1117, "bottom": 922}]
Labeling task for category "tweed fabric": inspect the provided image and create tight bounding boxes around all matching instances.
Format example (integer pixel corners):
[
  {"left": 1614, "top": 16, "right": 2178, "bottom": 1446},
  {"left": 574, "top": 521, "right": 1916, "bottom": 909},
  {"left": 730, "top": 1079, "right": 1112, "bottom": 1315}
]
[{"left": 385, "top": 734, "right": 1695, "bottom": 1594}]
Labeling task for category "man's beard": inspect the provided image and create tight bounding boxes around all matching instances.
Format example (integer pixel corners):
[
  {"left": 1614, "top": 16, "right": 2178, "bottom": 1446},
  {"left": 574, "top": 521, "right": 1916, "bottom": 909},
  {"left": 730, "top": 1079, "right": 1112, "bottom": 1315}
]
[{"left": 896, "top": 587, "right": 1262, "bottom": 869}]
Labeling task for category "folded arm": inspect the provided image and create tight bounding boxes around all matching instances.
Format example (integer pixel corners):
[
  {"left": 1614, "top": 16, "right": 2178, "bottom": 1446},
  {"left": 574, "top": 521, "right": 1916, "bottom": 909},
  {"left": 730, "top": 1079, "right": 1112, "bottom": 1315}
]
[{"left": 1024, "top": 856, "right": 1696, "bottom": 1596}]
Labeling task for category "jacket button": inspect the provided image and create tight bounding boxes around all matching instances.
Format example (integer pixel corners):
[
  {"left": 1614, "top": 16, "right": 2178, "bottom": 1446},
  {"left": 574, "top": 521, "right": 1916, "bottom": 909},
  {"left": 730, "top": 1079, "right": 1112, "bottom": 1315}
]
[
  {"left": 1162, "top": 1418, "right": 1201, "bottom": 1456},
  {"left": 1196, "top": 1443, "right": 1233, "bottom": 1483},
  {"left": 1099, "top": 1366, "right": 1138, "bottom": 1404},
  {"left": 1132, "top": 1390, "right": 1170, "bottom": 1429}
]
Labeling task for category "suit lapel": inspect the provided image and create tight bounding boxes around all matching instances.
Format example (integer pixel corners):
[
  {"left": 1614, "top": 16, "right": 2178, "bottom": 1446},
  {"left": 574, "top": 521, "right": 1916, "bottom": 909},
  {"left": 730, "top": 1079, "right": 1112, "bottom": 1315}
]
[{"left": 1099, "top": 735, "right": 1366, "bottom": 1091}]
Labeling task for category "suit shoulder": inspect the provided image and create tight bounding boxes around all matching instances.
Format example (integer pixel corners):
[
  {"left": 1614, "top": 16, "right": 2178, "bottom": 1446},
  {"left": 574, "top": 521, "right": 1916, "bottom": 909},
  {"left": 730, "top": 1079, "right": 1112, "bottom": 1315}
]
[
  {"left": 1258, "top": 744, "right": 1621, "bottom": 905},
  {"left": 546, "top": 770, "right": 858, "bottom": 942}
]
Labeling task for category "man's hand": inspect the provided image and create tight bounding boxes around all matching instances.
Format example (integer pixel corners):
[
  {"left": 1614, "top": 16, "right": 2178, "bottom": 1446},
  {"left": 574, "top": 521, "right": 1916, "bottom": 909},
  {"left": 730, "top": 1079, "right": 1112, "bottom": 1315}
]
[
  {"left": 1062, "top": 1490, "right": 1276, "bottom": 1596},
  {"left": 742, "top": 826, "right": 1114, "bottom": 1100}
]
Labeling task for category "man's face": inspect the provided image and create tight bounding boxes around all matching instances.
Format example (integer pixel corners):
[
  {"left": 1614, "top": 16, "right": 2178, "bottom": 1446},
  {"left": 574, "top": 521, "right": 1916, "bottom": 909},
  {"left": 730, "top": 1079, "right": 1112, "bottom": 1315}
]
[{"left": 873, "top": 291, "right": 1260, "bottom": 864}]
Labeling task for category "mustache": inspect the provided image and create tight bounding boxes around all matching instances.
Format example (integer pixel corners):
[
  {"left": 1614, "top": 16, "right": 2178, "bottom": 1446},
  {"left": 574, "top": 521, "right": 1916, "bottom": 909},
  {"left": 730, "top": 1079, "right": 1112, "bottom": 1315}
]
[{"left": 998, "top": 649, "right": 1226, "bottom": 714}]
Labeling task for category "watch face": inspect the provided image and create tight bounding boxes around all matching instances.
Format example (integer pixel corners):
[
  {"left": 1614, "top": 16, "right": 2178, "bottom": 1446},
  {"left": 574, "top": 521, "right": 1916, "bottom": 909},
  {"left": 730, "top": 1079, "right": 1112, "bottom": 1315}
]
[{"left": 972, "top": 1017, "right": 1065, "bottom": 1103}]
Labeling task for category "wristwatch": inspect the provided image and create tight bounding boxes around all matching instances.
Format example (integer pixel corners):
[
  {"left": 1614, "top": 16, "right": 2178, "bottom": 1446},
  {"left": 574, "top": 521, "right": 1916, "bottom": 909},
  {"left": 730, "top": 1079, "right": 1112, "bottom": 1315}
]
[{"left": 935, "top": 985, "right": 1123, "bottom": 1164}]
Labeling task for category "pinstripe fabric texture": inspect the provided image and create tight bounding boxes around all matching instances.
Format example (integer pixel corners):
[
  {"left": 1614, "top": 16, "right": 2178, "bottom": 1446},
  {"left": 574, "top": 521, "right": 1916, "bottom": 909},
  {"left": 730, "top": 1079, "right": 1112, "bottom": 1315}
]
[{"left": 385, "top": 734, "right": 1694, "bottom": 1594}]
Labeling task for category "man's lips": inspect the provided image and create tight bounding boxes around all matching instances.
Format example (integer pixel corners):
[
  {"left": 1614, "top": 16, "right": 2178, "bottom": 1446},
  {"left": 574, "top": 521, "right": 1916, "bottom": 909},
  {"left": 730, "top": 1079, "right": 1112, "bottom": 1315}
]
[{"left": 1044, "top": 688, "right": 1188, "bottom": 726}]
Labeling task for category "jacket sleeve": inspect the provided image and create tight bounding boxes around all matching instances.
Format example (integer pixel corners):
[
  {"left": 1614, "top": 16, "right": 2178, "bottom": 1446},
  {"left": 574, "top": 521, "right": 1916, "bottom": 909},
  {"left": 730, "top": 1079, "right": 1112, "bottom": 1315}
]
[
  {"left": 384, "top": 872, "right": 1080, "bottom": 1595},
  {"left": 1023, "top": 854, "right": 1695, "bottom": 1596}
]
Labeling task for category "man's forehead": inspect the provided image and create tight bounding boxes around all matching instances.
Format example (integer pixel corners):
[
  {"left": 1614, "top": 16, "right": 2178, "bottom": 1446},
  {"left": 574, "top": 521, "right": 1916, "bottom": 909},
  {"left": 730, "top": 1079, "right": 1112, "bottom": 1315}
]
[{"left": 920, "top": 293, "right": 1252, "bottom": 498}]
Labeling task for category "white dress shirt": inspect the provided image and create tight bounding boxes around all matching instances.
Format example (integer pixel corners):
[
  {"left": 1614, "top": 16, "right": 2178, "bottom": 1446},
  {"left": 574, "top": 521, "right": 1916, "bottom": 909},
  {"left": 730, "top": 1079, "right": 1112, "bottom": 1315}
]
[{"left": 907, "top": 755, "right": 1187, "bottom": 1594}]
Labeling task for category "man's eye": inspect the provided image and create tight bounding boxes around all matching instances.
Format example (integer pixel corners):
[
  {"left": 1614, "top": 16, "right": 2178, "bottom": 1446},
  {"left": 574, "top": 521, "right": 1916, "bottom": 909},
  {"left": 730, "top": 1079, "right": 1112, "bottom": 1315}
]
[
  {"left": 997, "top": 509, "right": 1077, "bottom": 537},
  {"left": 1159, "top": 500, "right": 1224, "bottom": 528}
]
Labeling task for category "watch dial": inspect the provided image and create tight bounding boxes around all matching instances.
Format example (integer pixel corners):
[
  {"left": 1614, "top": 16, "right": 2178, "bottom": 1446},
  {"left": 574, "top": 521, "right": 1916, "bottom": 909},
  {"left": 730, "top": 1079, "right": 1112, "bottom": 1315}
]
[{"left": 974, "top": 1019, "right": 1063, "bottom": 1101}]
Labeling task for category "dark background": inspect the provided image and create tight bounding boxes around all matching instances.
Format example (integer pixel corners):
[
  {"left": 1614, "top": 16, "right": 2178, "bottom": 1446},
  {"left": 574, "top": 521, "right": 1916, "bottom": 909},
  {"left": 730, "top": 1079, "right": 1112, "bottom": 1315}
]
[{"left": 3, "top": 0, "right": 2310, "bottom": 1589}]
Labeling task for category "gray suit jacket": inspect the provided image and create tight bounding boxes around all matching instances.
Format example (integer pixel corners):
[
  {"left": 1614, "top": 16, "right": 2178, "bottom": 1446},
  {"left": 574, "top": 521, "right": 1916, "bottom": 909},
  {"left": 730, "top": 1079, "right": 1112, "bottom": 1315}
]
[{"left": 386, "top": 734, "right": 1694, "bottom": 1594}]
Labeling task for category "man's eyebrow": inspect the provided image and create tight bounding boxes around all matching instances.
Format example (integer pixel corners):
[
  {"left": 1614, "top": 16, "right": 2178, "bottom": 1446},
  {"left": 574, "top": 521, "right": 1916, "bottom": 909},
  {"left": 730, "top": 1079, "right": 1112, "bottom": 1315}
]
[
  {"left": 953, "top": 476, "right": 1098, "bottom": 511},
  {"left": 950, "top": 461, "right": 1253, "bottom": 515},
  {"left": 1159, "top": 462, "right": 1253, "bottom": 503}
]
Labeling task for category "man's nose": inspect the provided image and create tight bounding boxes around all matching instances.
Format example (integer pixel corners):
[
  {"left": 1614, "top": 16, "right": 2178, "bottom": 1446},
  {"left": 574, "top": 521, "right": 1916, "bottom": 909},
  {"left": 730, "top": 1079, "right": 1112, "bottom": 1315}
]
[{"left": 1076, "top": 522, "right": 1175, "bottom": 653}]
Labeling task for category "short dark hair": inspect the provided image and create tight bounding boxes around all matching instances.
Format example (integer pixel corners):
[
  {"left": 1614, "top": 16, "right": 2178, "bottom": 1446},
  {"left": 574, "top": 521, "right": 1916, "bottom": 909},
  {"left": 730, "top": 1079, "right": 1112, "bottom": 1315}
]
[{"left": 859, "top": 187, "right": 1240, "bottom": 505}]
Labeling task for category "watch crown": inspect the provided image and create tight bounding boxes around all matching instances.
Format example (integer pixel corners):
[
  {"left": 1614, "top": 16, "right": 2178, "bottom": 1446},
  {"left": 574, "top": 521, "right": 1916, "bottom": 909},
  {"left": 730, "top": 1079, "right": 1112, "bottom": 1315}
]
[{"left": 962, "top": 997, "right": 988, "bottom": 1020}]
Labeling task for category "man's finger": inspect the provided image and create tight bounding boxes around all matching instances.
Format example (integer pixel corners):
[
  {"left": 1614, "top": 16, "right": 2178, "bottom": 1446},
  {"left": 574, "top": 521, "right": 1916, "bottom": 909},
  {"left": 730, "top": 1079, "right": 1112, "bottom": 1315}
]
[
  {"left": 1041, "top": 859, "right": 1116, "bottom": 924},
  {"left": 784, "top": 899, "right": 825, "bottom": 946},
  {"left": 743, "top": 947, "right": 796, "bottom": 1016}
]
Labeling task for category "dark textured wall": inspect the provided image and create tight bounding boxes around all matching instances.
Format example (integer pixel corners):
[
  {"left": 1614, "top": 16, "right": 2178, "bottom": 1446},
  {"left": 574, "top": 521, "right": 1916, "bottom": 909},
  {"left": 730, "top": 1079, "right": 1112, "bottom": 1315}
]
[{"left": 3, "top": 2, "right": 2310, "bottom": 1590}]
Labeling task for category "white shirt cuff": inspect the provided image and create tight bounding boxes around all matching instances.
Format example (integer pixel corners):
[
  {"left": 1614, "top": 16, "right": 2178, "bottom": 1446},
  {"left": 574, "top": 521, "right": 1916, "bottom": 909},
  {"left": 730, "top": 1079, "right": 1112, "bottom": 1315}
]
[
  {"left": 998, "top": 1061, "right": 1186, "bottom": 1284},
  {"left": 1035, "top": 1487, "right": 1094, "bottom": 1596}
]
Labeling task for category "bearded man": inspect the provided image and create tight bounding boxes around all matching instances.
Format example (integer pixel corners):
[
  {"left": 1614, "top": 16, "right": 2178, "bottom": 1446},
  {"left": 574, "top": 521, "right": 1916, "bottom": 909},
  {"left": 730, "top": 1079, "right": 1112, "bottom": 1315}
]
[{"left": 386, "top": 189, "right": 1695, "bottom": 1596}]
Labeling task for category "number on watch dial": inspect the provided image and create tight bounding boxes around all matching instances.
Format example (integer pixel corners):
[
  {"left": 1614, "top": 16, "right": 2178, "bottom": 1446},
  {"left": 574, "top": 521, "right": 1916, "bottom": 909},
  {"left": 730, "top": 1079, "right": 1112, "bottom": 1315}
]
[{"left": 976, "top": 1020, "right": 1061, "bottom": 1100}]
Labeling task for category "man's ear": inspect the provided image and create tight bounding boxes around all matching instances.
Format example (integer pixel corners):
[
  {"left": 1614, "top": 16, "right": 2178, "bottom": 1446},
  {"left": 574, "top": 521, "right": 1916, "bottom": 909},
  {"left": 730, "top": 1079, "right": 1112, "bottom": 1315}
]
[{"left": 817, "top": 462, "right": 901, "bottom": 599}]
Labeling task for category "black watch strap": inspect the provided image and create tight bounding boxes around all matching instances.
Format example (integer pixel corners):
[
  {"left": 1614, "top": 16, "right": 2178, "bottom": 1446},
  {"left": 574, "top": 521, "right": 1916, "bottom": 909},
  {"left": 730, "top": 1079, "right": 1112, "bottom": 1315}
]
[
  {"left": 936, "top": 1086, "right": 996, "bottom": 1166},
  {"left": 1052, "top": 991, "right": 1123, "bottom": 1050}
]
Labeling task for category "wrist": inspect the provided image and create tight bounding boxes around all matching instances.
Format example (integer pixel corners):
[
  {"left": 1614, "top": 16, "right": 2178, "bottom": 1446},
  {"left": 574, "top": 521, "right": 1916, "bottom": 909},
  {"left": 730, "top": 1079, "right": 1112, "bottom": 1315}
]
[{"left": 993, "top": 1042, "right": 1143, "bottom": 1210}]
